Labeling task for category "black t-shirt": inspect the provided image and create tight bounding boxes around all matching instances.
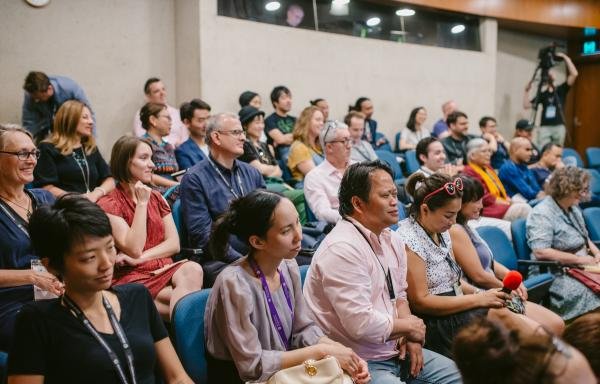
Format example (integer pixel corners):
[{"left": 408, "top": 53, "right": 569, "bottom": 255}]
[
  {"left": 34, "top": 142, "right": 111, "bottom": 193},
  {"left": 239, "top": 141, "right": 277, "bottom": 166},
  {"left": 441, "top": 134, "right": 476, "bottom": 165},
  {"left": 535, "top": 83, "right": 569, "bottom": 126},
  {"left": 8, "top": 284, "right": 168, "bottom": 384},
  {"left": 264, "top": 113, "right": 296, "bottom": 158}
]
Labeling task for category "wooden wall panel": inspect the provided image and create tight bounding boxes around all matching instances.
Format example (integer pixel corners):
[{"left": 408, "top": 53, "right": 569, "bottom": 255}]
[{"left": 396, "top": 0, "right": 600, "bottom": 29}]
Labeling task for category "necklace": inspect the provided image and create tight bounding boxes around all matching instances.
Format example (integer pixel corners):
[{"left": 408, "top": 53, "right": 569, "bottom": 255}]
[
  {"left": 0, "top": 192, "right": 32, "bottom": 218},
  {"left": 72, "top": 148, "right": 91, "bottom": 193}
]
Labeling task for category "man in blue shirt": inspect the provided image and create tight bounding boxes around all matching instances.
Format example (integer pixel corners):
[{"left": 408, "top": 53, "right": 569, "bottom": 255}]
[
  {"left": 21, "top": 71, "right": 94, "bottom": 141},
  {"left": 180, "top": 112, "right": 265, "bottom": 286},
  {"left": 175, "top": 99, "right": 211, "bottom": 170},
  {"left": 431, "top": 100, "right": 456, "bottom": 139},
  {"left": 498, "top": 137, "right": 544, "bottom": 203}
]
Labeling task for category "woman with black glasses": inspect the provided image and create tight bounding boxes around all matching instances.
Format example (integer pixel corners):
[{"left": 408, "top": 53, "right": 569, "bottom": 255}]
[
  {"left": 398, "top": 172, "right": 534, "bottom": 358},
  {"left": 0, "top": 125, "right": 62, "bottom": 352}
]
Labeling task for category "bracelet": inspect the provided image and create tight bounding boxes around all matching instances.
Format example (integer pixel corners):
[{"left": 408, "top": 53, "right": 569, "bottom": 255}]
[
  {"left": 94, "top": 187, "right": 107, "bottom": 196},
  {"left": 474, "top": 288, "right": 482, "bottom": 294}
]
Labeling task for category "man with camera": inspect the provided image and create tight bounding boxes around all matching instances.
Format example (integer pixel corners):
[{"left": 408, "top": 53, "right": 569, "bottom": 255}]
[{"left": 523, "top": 51, "right": 578, "bottom": 146}]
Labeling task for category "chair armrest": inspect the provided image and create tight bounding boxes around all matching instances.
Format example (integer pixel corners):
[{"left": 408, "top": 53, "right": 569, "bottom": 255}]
[{"left": 517, "top": 260, "right": 562, "bottom": 274}]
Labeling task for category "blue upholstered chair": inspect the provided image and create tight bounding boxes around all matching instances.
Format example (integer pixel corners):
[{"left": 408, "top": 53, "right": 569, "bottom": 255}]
[
  {"left": 476, "top": 225, "right": 554, "bottom": 304},
  {"left": 586, "top": 147, "right": 600, "bottom": 170},
  {"left": 583, "top": 207, "right": 600, "bottom": 246},
  {"left": 405, "top": 150, "right": 420, "bottom": 175},
  {"left": 394, "top": 132, "right": 402, "bottom": 153},
  {"left": 375, "top": 150, "right": 403, "bottom": 182},
  {"left": 562, "top": 147, "right": 584, "bottom": 168}
]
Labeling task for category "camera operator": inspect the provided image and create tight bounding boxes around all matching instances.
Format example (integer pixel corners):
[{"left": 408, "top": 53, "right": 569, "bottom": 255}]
[{"left": 523, "top": 51, "right": 578, "bottom": 147}]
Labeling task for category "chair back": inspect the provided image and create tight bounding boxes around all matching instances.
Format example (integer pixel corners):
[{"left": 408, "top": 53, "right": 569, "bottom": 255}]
[
  {"left": 375, "top": 150, "right": 403, "bottom": 181},
  {"left": 172, "top": 289, "right": 212, "bottom": 384},
  {"left": 583, "top": 207, "right": 600, "bottom": 242},
  {"left": 374, "top": 132, "right": 393, "bottom": 152},
  {"left": 394, "top": 132, "right": 402, "bottom": 153},
  {"left": 586, "top": 147, "right": 600, "bottom": 170},
  {"left": 562, "top": 147, "right": 584, "bottom": 168},
  {"left": 172, "top": 199, "right": 183, "bottom": 239},
  {"left": 405, "top": 150, "right": 420, "bottom": 175},
  {"left": 475, "top": 226, "right": 518, "bottom": 270},
  {"left": 299, "top": 265, "right": 309, "bottom": 287}
]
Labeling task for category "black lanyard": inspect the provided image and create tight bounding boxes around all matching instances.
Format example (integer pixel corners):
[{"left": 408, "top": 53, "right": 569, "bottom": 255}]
[
  {"left": 345, "top": 219, "right": 396, "bottom": 301},
  {"left": 0, "top": 191, "right": 35, "bottom": 238},
  {"left": 416, "top": 220, "right": 463, "bottom": 285},
  {"left": 208, "top": 158, "right": 244, "bottom": 199},
  {"left": 63, "top": 294, "right": 137, "bottom": 384},
  {"left": 553, "top": 199, "right": 588, "bottom": 248}
]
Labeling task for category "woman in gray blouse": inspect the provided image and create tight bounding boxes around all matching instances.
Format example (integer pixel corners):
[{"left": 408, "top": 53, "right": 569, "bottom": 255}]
[
  {"left": 204, "top": 190, "right": 370, "bottom": 383},
  {"left": 526, "top": 166, "right": 600, "bottom": 320}
]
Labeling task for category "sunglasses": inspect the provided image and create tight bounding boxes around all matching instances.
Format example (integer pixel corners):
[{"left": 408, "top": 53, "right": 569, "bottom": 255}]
[{"left": 423, "top": 178, "right": 463, "bottom": 203}]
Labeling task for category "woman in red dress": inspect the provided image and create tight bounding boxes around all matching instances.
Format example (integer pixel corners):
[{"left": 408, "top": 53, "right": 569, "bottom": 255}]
[{"left": 98, "top": 136, "right": 203, "bottom": 320}]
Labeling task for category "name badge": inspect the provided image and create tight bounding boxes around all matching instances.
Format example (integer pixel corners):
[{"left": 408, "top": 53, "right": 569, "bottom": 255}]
[
  {"left": 453, "top": 282, "right": 463, "bottom": 296},
  {"left": 545, "top": 105, "right": 557, "bottom": 119}
]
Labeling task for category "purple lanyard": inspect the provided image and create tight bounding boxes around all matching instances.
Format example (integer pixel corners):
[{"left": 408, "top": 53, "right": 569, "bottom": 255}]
[{"left": 248, "top": 257, "right": 294, "bottom": 350}]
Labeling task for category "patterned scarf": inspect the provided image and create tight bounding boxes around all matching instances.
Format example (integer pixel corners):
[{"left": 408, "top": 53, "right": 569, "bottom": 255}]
[{"left": 468, "top": 162, "right": 509, "bottom": 201}]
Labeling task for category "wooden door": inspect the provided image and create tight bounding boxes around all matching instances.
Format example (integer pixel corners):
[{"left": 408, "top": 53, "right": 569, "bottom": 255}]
[{"left": 567, "top": 62, "right": 600, "bottom": 155}]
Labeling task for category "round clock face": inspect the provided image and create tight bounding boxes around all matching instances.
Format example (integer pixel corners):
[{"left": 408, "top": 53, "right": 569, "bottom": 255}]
[{"left": 25, "top": 0, "right": 51, "bottom": 7}]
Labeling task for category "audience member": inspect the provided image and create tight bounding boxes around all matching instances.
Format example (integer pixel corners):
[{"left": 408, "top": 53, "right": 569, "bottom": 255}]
[
  {"left": 304, "top": 161, "right": 462, "bottom": 383},
  {"left": 526, "top": 166, "right": 600, "bottom": 320},
  {"left": 310, "top": 98, "right": 330, "bottom": 121},
  {"left": 98, "top": 136, "right": 203, "bottom": 320},
  {"left": 450, "top": 176, "right": 564, "bottom": 334},
  {"left": 205, "top": 190, "right": 369, "bottom": 383},
  {"left": 33, "top": 100, "right": 115, "bottom": 201},
  {"left": 345, "top": 111, "right": 378, "bottom": 162},
  {"left": 8, "top": 195, "right": 193, "bottom": 383},
  {"left": 441, "top": 111, "right": 475, "bottom": 166},
  {"left": 562, "top": 312, "right": 600, "bottom": 379},
  {"left": 265, "top": 85, "right": 296, "bottom": 160},
  {"left": 22, "top": 71, "right": 94, "bottom": 142},
  {"left": 285, "top": 4, "right": 304, "bottom": 27},
  {"left": 138, "top": 102, "right": 180, "bottom": 193},
  {"left": 523, "top": 52, "right": 578, "bottom": 146},
  {"left": 514, "top": 119, "right": 540, "bottom": 164},
  {"left": 463, "top": 138, "right": 531, "bottom": 223},
  {"left": 180, "top": 113, "right": 265, "bottom": 287},
  {"left": 499, "top": 137, "right": 544, "bottom": 203},
  {"left": 287, "top": 106, "right": 324, "bottom": 188},
  {"left": 530, "top": 142, "right": 564, "bottom": 187},
  {"left": 453, "top": 318, "right": 596, "bottom": 384},
  {"left": 133, "top": 77, "right": 187, "bottom": 146},
  {"left": 0, "top": 125, "right": 61, "bottom": 352},
  {"left": 304, "top": 120, "right": 352, "bottom": 224},
  {"left": 399, "top": 172, "right": 534, "bottom": 358},
  {"left": 432, "top": 100, "right": 456, "bottom": 139},
  {"left": 399, "top": 107, "right": 430, "bottom": 150},
  {"left": 238, "top": 105, "right": 307, "bottom": 224},
  {"left": 415, "top": 137, "right": 459, "bottom": 177},
  {"left": 479, "top": 116, "right": 509, "bottom": 170},
  {"left": 175, "top": 99, "right": 211, "bottom": 170},
  {"left": 350, "top": 97, "right": 389, "bottom": 149},
  {"left": 238, "top": 90, "right": 261, "bottom": 108}
]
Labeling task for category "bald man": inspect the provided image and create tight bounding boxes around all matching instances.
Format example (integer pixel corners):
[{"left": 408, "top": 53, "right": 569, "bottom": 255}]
[
  {"left": 432, "top": 100, "right": 457, "bottom": 139},
  {"left": 498, "top": 137, "right": 545, "bottom": 203}
]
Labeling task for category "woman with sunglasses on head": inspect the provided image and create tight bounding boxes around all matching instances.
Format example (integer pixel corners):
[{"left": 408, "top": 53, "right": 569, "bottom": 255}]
[
  {"left": 449, "top": 176, "right": 564, "bottom": 335},
  {"left": 526, "top": 166, "right": 600, "bottom": 320},
  {"left": 398, "top": 173, "right": 535, "bottom": 358},
  {"left": 0, "top": 125, "right": 62, "bottom": 352},
  {"left": 7, "top": 195, "right": 193, "bottom": 384},
  {"left": 33, "top": 100, "right": 114, "bottom": 202},
  {"left": 205, "top": 190, "right": 370, "bottom": 383}
]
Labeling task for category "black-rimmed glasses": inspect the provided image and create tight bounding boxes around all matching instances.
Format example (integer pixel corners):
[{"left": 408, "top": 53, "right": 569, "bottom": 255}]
[{"left": 0, "top": 150, "right": 41, "bottom": 161}]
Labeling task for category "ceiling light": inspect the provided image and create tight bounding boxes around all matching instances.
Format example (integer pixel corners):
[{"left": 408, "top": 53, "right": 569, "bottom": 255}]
[
  {"left": 332, "top": 0, "right": 350, "bottom": 5},
  {"left": 265, "top": 1, "right": 281, "bottom": 11},
  {"left": 451, "top": 24, "right": 465, "bottom": 34},
  {"left": 396, "top": 8, "right": 415, "bottom": 17},
  {"left": 366, "top": 17, "right": 381, "bottom": 27}
]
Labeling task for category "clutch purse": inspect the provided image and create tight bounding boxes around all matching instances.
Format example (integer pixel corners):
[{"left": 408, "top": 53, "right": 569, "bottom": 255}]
[{"left": 261, "top": 356, "right": 354, "bottom": 384}]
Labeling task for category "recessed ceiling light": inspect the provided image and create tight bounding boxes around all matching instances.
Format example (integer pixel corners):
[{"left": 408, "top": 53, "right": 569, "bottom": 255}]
[
  {"left": 332, "top": 0, "right": 350, "bottom": 5},
  {"left": 265, "top": 1, "right": 281, "bottom": 11},
  {"left": 366, "top": 17, "right": 381, "bottom": 27},
  {"left": 396, "top": 8, "right": 415, "bottom": 17},
  {"left": 451, "top": 24, "right": 465, "bottom": 34}
]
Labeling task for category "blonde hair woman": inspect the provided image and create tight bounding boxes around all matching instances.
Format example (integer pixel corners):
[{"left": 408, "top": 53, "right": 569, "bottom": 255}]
[
  {"left": 33, "top": 100, "right": 114, "bottom": 202},
  {"left": 286, "top": 106, "right": 324, "bottom": 187}
]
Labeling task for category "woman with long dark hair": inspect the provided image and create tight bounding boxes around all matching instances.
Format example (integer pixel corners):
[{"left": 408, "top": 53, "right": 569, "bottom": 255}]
[{"left": 399, "top": 107, "right": 430, "bottom": 150}]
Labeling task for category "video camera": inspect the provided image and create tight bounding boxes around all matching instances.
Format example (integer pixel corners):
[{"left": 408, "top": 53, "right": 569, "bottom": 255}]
[{"left": 538, "top": 43, "right": 564, "bottom": 70}]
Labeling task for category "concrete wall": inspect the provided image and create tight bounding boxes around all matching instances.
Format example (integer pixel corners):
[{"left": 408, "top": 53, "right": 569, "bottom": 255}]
[
  {"left": 198, "top": 1, "right": 497, "bottom": 141},
  {"left": 0, "top": 0, "right": 177, "bottom": 156}
]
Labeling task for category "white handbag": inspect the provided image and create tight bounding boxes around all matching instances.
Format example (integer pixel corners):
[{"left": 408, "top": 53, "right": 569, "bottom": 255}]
[{"left": 255, "top": 356, "right": 354, "bottom": 384}]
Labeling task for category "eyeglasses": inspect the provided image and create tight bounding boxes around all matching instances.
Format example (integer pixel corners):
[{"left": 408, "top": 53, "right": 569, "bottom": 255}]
[
  {"left": 0, "top": 150, "right": 41, "bottom": 161},
  {"left": 322, "top": 120, "right": 341, "bottom": 143},
  {"left": 423, "top": 178, "right": 463, "bottom": 203},
  {"left": 218, "top": 129, "right": 246, "bottom": 138},
  {"left": 327, "top": 138, "right": 352, "bottom": 146}
]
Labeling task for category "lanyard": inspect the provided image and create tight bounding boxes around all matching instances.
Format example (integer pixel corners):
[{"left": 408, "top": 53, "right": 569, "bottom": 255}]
[
  {"left": 554, "top": 199, "right": 588, "bottom": 248},
  {"left": 207, "top": 158, "right": 244, "bottom": 199},
  {"left": 0, "top": 191, "right": 35, "bottom": 237},
  {"left": 63, "top": 294, "right": 137, "bottom": 384},
  {"left": 247, "top": 257, "right": 294, "bottom": 350},
  {"left": 416, "top": 220, "right": 463, "bottom": 285},
  {"left": 72, "top": 148, "right": 91, "bottom": 193},
  {"left": 345, "top": 220, "right": 396, "bottom": 302}
]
